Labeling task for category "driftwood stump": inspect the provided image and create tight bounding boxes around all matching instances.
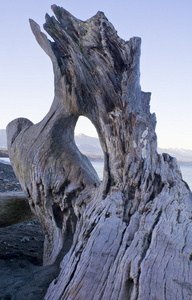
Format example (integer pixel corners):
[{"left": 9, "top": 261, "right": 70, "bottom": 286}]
[{"left": 6, "top": 5, "right": 192, "bottom": 299}]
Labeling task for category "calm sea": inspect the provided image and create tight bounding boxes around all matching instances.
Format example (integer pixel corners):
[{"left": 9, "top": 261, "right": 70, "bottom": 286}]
[
  {"left": 180, "top": 164, "right": 192, "bottom": 190},
  {"left": 0, "top": 158, "right": 191, "bottom": 191}
]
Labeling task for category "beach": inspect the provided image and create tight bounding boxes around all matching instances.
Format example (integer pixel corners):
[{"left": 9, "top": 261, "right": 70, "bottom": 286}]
[{"left": 0, "top": 162, "right": 59, "bottom": 300}]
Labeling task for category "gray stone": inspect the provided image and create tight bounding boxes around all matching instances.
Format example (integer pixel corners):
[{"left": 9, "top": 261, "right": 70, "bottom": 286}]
[{"left": 0, "top": 192, "right": 35, "bottom": 227}]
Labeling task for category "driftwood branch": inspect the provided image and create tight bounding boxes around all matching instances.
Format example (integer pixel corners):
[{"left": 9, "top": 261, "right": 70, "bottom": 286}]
[
  {"left": 5, "top": 5, "right": 192, "bottom": 299},
  {"left": 0, "top": 192, "right": 35, "bottom": 227}
]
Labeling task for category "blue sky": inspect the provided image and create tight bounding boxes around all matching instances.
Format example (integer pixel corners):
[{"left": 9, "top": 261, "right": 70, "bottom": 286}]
[{"left": 1, "top": 0, "right": 192, "bottom": 149}]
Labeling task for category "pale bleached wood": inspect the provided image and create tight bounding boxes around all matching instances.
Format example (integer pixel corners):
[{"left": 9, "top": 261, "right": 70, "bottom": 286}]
[{"left": 6, "top": 5, "right": 192, "bottom": 299}]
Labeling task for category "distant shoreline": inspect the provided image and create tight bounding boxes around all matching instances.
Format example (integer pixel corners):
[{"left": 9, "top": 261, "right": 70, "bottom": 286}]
[
  {"left": 88, "top": 156, "right": 104, "bottom": 162},
  {"left": 1, "top": 149, "right": 192, "bottom": 165}
]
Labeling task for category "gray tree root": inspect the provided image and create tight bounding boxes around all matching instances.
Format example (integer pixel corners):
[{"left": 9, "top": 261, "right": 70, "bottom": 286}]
[{"left": 6, "top": 5, "right": 192, "bottom": 299}]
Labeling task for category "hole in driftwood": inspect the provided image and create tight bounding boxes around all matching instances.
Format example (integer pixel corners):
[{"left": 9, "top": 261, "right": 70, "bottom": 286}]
[{"left": 75, "top": 116, "right": 104, "bottom": 181}]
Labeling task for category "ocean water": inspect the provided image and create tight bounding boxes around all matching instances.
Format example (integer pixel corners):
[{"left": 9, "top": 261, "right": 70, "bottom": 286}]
[
  {"left": 91, "top": 161, "right": 104, "bottom": 180},
  {"left": 0, "top": 158, "right": 191, "bottom": 191},
  {"left": 180, "top": 164, "right": 192, "bottom": 190}
]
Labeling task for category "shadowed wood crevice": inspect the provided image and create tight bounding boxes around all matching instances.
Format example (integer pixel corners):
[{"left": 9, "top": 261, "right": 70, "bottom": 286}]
[{"left": 5, "top": 5, "right": 192, "bottom": 299}]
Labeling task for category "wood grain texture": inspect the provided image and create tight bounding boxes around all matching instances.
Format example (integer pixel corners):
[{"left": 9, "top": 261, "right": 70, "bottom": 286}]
[{"left": 6, "top": 5, "right": 192, "bottom": 299}]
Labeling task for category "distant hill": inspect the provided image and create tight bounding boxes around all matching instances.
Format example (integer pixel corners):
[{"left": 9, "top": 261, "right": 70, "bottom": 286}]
[
  {"left": 74, "top": 134, "right": 103, "bottom": 158},
  {"left": 1, "top": 130, "right": 192, "bottom": 163}
]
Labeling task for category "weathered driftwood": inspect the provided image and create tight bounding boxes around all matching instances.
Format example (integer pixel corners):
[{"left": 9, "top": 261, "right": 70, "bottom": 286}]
[
  {"left": 6, "top": 5, "right": 192, "bottom": 299},
  {"left": 0, "top": 191, "right": 35, "bottom": 227}
]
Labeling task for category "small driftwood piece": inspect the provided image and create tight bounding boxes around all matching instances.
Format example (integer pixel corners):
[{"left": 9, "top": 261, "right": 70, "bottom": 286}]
[
  {"left": 0, "top": 192, "right": 35, "bottom": 227},
  {"left": 6, "top": 5, "right": 192, "bottom": 300}
]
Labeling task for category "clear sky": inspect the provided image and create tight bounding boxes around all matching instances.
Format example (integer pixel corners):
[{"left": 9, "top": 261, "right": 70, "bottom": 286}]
[{"left": 1, "top": 0, "right": 192, "bottom": 149}]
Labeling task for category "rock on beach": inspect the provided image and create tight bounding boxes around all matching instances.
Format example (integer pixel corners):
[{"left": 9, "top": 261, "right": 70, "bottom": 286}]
[
  {"left": 0, "top": 162, "right": 22, "bottom": 193},
  {"left": 0, "top": 162, "right": 58, "bottom": 299}
]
